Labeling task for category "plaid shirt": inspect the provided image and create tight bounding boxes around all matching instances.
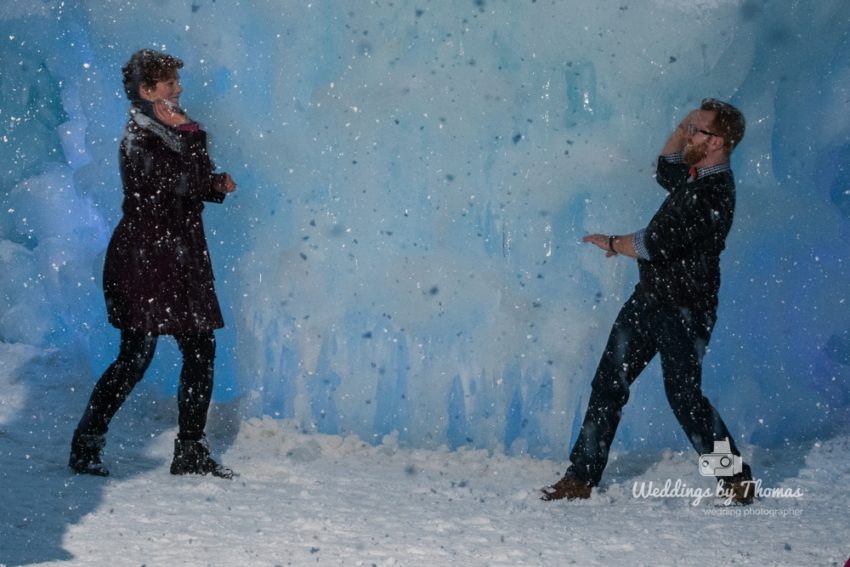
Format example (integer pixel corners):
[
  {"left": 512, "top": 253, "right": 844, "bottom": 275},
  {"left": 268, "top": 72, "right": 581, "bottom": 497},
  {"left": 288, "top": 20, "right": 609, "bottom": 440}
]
[{"left": 662, "top": 151, "right": 731, "bottom": 180}]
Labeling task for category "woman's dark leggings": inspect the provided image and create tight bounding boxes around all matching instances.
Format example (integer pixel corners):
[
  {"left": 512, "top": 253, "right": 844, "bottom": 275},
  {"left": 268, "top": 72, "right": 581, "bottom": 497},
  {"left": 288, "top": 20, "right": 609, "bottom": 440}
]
[{"left": 75, "top": 330, "right": 216, "bottom": 441}]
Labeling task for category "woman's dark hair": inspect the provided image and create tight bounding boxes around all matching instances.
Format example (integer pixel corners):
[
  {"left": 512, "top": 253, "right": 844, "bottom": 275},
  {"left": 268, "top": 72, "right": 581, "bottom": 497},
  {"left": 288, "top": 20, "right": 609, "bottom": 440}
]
[
  {"left": 701, "top": 98, "right": 745, "bottom": 153},
  {"left": 122, "top": 49, "right": 184, "bottom": 102}
]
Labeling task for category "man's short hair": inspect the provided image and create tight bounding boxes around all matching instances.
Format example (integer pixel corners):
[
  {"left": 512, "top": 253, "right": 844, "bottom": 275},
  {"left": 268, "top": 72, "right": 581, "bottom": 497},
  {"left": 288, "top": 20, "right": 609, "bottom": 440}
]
[
  {"left": 701, "top": 98, "right": 745, "bottom": 153},
  {"left": 122, "top": 49, "right": 184, "bottom": 102}
]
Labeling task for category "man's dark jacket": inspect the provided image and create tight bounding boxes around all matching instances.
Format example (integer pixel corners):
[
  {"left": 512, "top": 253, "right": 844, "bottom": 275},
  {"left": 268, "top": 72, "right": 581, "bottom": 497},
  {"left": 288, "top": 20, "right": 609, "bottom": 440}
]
[{"left": 637, "top": 155, "right": 736, "bottom": 313}]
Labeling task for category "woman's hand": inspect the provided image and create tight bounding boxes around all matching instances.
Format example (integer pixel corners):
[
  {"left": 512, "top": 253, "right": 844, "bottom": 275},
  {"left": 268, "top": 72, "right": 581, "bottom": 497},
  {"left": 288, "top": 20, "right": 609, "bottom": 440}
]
[
  {"left": 152, "top": 99, "right": 190, "bottom": 127},
  {"left": 215, "top": 173, "right": 237, "bottom": 193}
]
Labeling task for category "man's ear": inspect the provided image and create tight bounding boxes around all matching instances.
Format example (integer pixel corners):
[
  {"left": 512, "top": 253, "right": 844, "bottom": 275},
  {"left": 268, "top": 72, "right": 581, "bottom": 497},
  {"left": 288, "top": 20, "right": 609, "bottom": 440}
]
[{"left": 710, "top": 134, "right": 725, "bottom": 152}]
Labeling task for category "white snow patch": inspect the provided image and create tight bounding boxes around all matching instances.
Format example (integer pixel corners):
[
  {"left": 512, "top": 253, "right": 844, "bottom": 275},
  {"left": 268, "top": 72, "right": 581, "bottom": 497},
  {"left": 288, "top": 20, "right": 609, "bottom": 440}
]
[{"left": 1, "top": 352, "right": 848, "bottom": 566}]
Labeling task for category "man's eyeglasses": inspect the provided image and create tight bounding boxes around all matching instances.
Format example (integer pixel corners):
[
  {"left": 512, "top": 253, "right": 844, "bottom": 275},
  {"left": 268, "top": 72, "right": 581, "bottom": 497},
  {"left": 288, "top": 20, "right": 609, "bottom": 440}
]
[{"left": 686, "top": 123, "right": 718, "bottom": 137}]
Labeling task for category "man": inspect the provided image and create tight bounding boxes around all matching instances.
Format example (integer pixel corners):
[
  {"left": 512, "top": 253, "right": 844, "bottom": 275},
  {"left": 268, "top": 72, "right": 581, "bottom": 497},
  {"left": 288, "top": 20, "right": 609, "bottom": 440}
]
[{"left": 542, "top": 98, "right": 754, "bottom": 504}]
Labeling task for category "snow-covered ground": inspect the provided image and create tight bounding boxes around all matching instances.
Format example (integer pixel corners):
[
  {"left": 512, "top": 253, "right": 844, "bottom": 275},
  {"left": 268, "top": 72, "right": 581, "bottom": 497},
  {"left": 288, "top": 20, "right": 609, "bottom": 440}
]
[{"left": 2, "top": 345, "right": 849, "bottom": 567}]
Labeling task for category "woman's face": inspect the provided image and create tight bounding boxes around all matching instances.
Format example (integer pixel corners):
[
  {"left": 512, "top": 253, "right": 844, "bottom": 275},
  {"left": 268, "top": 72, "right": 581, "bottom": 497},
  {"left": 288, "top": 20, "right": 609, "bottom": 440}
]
[{"left": 139, "top": 71, "right": 183, "bottom": 106}]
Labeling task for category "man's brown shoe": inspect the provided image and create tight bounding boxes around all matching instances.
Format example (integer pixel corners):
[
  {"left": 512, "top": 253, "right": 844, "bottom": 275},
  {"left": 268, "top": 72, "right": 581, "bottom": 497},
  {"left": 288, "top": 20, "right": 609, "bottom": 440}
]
[
  {"left": 719, "top": 463, "right": 755, "bottom": 505},
  {"left": 541, "top": 472, "right": 592, "bottom": 501}
]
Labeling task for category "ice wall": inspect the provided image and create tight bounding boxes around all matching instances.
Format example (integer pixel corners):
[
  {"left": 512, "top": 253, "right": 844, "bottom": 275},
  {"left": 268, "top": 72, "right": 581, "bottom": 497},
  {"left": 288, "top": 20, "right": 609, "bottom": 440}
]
[{"left": 1, "top": 0, "right": 849, "bottom": 457}]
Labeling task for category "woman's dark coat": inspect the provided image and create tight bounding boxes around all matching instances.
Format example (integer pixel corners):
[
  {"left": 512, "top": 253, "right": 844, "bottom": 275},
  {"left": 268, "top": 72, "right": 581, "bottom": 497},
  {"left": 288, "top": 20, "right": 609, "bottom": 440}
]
[{"left": 103, "top": 108, "right": 227, "bottom": 335}]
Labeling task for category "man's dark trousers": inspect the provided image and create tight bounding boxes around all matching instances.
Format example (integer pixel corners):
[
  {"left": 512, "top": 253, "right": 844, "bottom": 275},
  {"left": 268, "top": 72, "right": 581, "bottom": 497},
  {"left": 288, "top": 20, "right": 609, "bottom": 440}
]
[{"left": 568, "top": 287, "right": 740, "bottom": 486}]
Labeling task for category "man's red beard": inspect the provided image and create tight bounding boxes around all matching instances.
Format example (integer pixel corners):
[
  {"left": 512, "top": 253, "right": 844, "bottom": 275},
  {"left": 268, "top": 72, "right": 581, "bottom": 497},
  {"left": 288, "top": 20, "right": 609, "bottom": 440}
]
[{"left": 684, "top": 141, "right": 708, "bottom": 165}]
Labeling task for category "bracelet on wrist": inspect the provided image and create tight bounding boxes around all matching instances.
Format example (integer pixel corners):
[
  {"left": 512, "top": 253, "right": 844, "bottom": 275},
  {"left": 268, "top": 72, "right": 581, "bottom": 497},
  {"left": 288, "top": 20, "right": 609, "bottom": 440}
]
[{"left": 608, "top": 235, "right": 618, "bottom": 255}]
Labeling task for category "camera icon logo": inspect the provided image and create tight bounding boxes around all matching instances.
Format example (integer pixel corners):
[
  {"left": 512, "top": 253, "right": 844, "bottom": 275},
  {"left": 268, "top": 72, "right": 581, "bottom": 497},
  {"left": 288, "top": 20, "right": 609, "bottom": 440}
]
[{"left": 698, "top": 438, "right": 743, "bottom": 477}]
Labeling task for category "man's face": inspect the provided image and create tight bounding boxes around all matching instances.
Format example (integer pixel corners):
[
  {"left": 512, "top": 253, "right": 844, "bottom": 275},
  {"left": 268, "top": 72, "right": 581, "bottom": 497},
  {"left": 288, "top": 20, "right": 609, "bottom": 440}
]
[{"left": 683, "top": 109, "right": 718, "bottom": 165}]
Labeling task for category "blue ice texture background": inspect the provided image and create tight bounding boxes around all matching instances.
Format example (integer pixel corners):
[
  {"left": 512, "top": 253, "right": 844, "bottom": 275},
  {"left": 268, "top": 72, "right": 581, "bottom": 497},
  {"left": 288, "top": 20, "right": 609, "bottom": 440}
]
[{"left": 1, "top": 0, "right": 849, "bottom": 459}]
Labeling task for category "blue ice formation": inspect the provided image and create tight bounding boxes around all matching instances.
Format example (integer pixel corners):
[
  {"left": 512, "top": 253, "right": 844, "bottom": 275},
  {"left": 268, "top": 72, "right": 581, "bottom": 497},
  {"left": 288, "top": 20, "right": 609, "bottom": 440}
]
[{"left": 1, "top": 0, "right": 849, "bottom": 457}]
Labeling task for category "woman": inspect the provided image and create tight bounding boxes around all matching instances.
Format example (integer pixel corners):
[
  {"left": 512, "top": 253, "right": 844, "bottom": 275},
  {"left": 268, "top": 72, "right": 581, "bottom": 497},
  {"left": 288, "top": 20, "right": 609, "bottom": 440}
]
[{"left": 69, "top": 49, "right": 236, "bottom": 478}]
